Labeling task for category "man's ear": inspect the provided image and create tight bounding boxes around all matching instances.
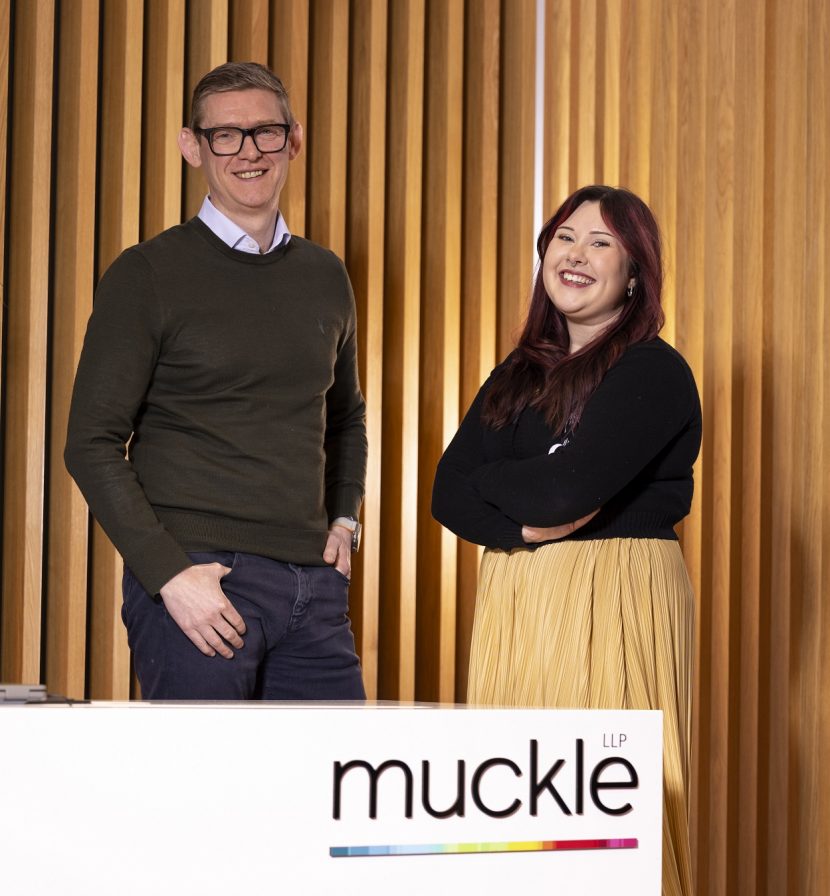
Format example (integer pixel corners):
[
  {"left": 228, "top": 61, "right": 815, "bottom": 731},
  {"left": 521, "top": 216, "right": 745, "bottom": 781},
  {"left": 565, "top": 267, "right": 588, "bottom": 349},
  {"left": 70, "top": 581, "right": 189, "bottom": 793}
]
[
  {"left": 287, "top": 122, "right": 304, "bottom": 161},
  {"left": 178, "top": 128, "right": 203, "bottom": 168}
]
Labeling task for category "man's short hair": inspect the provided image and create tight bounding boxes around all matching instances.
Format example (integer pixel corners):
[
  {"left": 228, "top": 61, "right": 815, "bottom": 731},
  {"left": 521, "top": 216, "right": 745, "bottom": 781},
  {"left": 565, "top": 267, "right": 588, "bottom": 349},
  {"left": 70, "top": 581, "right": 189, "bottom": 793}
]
[{"left": 190, "top": 61, "right": 293, "bottom": 129}]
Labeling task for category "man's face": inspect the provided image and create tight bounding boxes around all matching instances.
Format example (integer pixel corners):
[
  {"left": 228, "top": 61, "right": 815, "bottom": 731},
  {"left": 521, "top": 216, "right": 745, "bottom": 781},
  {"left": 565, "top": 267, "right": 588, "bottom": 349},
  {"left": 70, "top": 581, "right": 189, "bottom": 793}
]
[{"left": 179, "top": 88, "right": 302, "bottom": 224}]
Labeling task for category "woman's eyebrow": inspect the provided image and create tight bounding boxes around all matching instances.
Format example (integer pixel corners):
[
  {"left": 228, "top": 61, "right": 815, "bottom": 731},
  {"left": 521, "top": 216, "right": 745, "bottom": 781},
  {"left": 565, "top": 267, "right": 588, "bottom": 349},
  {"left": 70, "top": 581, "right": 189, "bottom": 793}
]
[{"left": 557, "top": 225, "right": 615, "bottom": 237}]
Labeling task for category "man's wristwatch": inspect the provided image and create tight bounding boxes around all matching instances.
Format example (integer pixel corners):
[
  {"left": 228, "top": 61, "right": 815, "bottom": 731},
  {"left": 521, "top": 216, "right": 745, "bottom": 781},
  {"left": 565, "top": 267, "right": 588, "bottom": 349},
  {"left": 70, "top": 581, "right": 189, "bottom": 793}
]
[{"left": 332, "top": 516, "right": 362, "bottom": 553}]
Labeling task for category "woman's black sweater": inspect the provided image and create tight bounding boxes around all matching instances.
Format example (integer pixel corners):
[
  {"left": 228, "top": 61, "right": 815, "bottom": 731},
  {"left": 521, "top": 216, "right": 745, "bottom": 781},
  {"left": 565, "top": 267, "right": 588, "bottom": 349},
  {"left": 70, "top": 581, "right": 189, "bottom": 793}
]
[{"left": 431, "top": 338, "right": 702, "bottom": 549}]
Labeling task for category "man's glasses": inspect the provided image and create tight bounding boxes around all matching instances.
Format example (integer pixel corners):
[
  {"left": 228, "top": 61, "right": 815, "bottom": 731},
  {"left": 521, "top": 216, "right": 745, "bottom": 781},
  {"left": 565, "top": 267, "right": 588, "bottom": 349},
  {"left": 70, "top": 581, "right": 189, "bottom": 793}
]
[{"left": 194, "top": 123, "right": 291, "bottom": 156}]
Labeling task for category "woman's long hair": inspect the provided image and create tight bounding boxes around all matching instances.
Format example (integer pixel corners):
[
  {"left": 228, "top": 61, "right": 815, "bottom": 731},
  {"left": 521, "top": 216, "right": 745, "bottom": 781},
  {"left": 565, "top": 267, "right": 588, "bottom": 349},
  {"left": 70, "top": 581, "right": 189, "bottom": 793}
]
[{"left": 482, "top": 185, "right": 664, "bottom": 432}]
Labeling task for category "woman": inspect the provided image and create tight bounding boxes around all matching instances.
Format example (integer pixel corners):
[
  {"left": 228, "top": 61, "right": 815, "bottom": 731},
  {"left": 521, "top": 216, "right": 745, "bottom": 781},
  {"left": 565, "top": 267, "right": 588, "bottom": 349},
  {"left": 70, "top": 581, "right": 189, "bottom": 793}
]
[{"left": 432, "top": 185, "right": 700, "bottom": 896}]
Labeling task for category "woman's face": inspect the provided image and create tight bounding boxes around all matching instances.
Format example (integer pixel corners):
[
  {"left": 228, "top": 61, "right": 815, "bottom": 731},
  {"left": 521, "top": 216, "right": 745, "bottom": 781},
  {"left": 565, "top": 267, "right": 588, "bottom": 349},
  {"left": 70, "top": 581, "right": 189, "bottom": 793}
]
[{"left": 542, "top": 201, "right": 635, "bottom": 329}]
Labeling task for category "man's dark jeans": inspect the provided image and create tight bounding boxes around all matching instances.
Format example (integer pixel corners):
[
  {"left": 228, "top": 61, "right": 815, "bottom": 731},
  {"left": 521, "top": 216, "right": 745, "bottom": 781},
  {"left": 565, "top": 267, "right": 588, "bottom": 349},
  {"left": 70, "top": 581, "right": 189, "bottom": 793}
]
[{"left": 122, "top": 551, "right": 366, "bottom": 700}]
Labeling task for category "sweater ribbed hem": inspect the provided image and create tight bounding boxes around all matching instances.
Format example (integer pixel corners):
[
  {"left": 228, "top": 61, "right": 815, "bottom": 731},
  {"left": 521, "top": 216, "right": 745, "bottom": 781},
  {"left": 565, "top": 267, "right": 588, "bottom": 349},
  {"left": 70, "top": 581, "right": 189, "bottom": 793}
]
[
  {"left": 157, "top": 509, "right": 331, "bottom": 568},
  {"left": 566, "top": 509, "right": 679, "bottom": 541}
]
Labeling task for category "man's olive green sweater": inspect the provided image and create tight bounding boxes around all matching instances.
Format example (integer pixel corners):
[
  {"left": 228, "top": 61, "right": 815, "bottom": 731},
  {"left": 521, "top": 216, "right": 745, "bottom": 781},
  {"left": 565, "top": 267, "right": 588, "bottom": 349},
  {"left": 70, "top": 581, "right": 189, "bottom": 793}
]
[{"left": 66, "top": 218, "right": 367, "bottom": 594}]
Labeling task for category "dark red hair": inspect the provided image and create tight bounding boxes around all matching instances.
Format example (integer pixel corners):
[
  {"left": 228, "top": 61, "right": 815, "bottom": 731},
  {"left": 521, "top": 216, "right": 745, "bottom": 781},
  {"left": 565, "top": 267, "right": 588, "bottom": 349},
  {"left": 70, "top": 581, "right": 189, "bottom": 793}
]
[{"left": 482, "top": 185, "right": 664, "bottom": 432}]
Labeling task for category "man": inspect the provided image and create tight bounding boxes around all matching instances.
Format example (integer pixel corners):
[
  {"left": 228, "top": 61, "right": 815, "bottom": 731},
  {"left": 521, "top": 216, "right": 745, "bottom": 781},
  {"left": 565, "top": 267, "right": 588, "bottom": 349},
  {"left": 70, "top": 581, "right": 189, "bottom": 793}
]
[{"left": 65, "top": 62, "right": 367, "bottom": 700}]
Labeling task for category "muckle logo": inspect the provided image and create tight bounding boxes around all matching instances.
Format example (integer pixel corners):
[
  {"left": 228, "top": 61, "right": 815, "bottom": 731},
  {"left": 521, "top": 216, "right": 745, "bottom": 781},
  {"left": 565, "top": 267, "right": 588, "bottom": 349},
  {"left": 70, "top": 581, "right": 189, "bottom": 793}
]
[{"left": 330, "top": 737, "right": 640, "bottom": 859}]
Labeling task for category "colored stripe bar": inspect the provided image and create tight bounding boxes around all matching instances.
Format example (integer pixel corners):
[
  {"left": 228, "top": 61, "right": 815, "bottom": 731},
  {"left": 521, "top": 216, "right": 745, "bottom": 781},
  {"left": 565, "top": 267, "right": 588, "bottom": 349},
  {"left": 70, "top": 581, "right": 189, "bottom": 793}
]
[{"left": 330, "top": 838, "right": 637, "bottom": 858}]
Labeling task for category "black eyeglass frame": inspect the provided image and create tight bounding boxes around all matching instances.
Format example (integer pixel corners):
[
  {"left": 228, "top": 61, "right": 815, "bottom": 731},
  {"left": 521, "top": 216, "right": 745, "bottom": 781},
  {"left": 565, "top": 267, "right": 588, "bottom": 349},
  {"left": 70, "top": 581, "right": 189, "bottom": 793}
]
[{"left": 194, "top": 123, "right": 292, "bottom": 156}]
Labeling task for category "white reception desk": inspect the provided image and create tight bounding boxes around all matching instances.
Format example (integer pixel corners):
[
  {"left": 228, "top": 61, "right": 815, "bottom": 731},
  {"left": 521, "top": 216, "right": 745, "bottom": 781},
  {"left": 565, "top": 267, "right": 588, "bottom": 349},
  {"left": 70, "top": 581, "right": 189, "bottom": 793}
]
[{"left": 0, "top": 703, "right": 662, "bottom": 895}]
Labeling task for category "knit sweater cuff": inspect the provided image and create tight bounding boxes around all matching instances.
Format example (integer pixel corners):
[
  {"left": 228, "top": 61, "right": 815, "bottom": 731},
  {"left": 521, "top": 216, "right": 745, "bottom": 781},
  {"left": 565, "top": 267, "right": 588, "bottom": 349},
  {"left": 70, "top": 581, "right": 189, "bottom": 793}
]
[
  {"left": 326, "top": 485, "right": 364, "bottom": 525},
  {"left": 126, "top": 534, "right": 193, "bottom": 596},
  {"left": 489, "top": 521, "right": 527, "bottom": 551}
]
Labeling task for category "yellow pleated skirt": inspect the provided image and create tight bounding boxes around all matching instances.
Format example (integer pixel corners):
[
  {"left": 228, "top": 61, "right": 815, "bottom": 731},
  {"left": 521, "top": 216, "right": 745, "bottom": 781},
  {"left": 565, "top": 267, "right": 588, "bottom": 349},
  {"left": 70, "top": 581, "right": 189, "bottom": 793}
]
[{"left": 468, "top": 538, "right": 694, "bottom": 896}]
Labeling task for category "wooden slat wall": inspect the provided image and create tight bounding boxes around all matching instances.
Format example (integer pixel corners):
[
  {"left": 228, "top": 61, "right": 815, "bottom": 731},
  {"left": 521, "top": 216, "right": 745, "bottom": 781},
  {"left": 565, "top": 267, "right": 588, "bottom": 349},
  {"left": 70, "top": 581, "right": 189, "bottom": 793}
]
[
  {"left": 2, "top": 0, "right": 54, "bottom": 685},
  {"left": 457, "top": 0, "right": 499, "bottom": 699},
  {"left": 184, "top": 0, "right": 228, "bottom": 218},
  {"left": 91, "top": 0, "right": 144, "bottom": 700},
  {"left": 0, "top": 2, "right": 827, "bottom": 892},
  {"left": 46, "top": 0, "right": 99, "bottom": 699},
  {"left": 0, "top": 0, "right": 8, "bottom": 422},
  {"left": 379, "top": 0, "right": 424, "bottom": 701},
  {"left": 416, "top": 0, "right": 463, "bottom": 702},
  {"left": 345, "top": 0, "right": 386, "bottom": 691}
]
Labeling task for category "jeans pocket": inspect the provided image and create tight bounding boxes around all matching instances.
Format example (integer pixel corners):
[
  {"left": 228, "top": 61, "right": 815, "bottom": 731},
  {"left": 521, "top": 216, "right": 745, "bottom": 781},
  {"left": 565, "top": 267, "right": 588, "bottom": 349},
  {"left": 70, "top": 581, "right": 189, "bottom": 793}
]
[
  {"left": 329, "top": 565, "right": 351, "bottom": 585},
  {"left": 121, "top": 566, "right": 143, "bottom": 626}
]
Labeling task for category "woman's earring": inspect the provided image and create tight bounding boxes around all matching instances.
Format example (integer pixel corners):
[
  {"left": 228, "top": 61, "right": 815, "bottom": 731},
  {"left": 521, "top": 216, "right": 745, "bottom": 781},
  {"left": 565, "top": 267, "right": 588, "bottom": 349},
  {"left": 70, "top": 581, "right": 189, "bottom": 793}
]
[{"left": 627, "top": 282, "right": 635, "bottom": 298}]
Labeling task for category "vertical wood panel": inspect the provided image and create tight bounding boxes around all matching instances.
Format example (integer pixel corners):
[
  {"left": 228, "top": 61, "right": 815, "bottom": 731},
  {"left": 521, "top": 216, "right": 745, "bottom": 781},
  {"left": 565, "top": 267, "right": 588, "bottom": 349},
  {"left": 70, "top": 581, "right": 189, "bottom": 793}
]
[
  {"left": 0, "top": 0, "right": 7, "bottom": 676},
  {"left": 733, "top": 2, "right": 766, "bottom": 893},
  {"left": 0, "top": 0, "right": 8, "bottom": 670},
  {"left": 674, "top": 1, "right": 707, "bottom": 879},
  {"left": 598, "top": 0, "right": 620, "bottom": 186},
  {"left": 702, "top": 4, "right": 738, "bottom": 893},
  {"left": 755, "top": 16, "right": 778, "bottom": 887},
  {"left": 92, "top": 0, "right": 145, "bottom": 700},
  {"left": 1, "top": 0, "right": 54, "bottom": 684},
  {"left": 812, "top": 5, "right": 830, "bottom": 887},
  {"left": 230, "top": 0, "right": 269, "bottom": 62},
  {"left": 46, "top": 0, "right": 100, "bottom": 700},
  {"left": 457, "top": 0, "right": 500, "bottom": 700},
  {"left": 271, "top": 0, "right": 309, "bottom": 235},
  {"left": 345, "top": 0, "right": 387, "bottom": 698},
  {"left": 497, "top": 0, "right": 535, "bottom": 356},
  {"left": 649, "top": 0, "right": 677, "bottom": 341},
  {"left": 416, "top": 0, "right": 463, "bottom": 703},
  {"left": 184, "top": 0, "right": 228, "bottom": 219},
  {"left": 798, "top": 4, "right": 829, "bottom": 895},
  {"left": 800, "top": 0, "right": 827, "bottom": 876},
  {"left": 379, "top": 0, "right": 425, "bottom": 700},
  {"left": 307, "top": 0, "right": 348, "bottom": 254},
  {"left": 572, "top": 0, "right": 597, "bottom": 186},
  {"left": 544, "top": 0, "right": 571, "bottom": 209},
  {"left": 803, "top": 7, "right": 830, "bottom": 893},
  {"left": 142, "top": 0, "right": 185, "bottom": 238},
  {"left": 617, "top": 0, "right": 653, "bottom": 196},
  {"left": 766, "top": 1, "right": 807, "bottom": 893},
  {"left": 0, "top": 0, "right": 8, "bottom": 390}
]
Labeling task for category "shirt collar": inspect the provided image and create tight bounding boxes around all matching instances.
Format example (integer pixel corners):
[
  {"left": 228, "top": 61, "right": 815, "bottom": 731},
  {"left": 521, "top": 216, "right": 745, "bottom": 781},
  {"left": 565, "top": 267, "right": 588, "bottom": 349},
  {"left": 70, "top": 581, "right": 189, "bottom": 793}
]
[{"left": 197, "top": 196, "right": 291, "bottom": 254}]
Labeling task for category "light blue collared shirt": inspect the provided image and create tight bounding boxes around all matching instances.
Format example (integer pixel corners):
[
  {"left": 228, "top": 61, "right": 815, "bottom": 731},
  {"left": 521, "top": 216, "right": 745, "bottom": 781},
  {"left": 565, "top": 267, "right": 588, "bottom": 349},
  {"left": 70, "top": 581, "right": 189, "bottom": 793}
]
[{"left": 197, "top": 196, "right": 291, "bottom": 254}]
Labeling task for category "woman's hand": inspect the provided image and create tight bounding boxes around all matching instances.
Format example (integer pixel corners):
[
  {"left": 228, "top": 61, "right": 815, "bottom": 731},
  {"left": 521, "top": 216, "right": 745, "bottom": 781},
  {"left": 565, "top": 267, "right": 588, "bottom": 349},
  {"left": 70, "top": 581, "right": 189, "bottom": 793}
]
[{"left": 521, "top": 508, "right": 600, "bottom": 543}]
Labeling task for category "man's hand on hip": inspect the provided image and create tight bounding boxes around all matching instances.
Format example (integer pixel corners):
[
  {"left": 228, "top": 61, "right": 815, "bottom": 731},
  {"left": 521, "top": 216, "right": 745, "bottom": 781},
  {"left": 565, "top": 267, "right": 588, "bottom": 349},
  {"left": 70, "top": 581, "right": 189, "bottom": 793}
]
[
  {"left": 159, "top": 563, "right": 246, "bottom": 658},
  {"left": 323, "top": 526, "right": 352, "bottom": 578}
]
